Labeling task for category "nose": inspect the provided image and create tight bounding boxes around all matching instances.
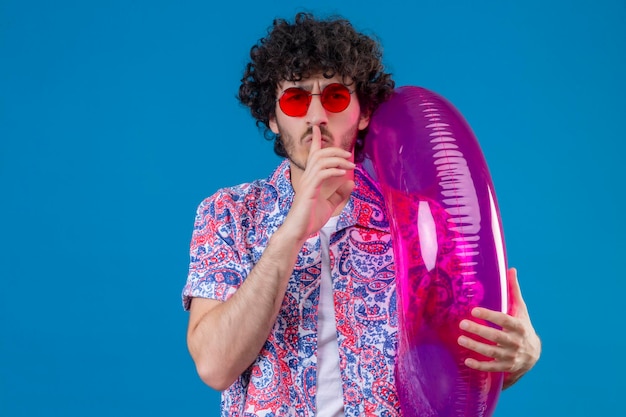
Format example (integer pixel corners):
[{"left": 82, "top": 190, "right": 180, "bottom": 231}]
[{"left": 305, "top": 93, "right": 329, "bottom": 128}]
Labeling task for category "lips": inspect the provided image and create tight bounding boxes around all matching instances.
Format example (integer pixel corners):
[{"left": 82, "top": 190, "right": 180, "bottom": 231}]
[
  {"left": 301, "top": 125, "right": 333, "bottom": 144},
  {"left": 303, "top": 135, "right": 333, "bottom": 145}
]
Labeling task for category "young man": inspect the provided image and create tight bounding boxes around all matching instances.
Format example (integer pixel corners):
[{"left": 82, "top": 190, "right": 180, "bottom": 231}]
[{"left": 182, "top": 12, "right": 541, "bottom": 416}]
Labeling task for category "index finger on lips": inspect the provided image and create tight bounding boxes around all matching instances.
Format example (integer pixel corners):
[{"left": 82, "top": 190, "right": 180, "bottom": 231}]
[{"left": 310, "top": 125, "right": 322, "bottom": 155}]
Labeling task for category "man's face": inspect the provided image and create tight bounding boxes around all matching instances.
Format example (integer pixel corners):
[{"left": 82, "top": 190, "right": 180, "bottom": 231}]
[{"left": 269, "top": 73, "right": 370, "bottom": 173}]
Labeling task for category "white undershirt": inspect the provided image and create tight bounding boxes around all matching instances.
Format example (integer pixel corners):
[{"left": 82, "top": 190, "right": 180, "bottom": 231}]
[{"left": 316, "top": 216, "right": 345, "bottom": 417}]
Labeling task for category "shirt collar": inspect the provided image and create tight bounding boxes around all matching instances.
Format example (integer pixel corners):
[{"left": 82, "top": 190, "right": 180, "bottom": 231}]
[{"left": 339, "top": 164, "right": 390, "bottom": 233}]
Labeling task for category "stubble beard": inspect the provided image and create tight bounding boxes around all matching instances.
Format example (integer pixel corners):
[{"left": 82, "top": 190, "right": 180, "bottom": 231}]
[{"left": 279, "top": 124, "right": 359, "bottom": 171}]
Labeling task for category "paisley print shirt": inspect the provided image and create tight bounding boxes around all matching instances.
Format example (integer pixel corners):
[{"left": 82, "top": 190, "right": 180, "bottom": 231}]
[{"left": 182, "top": 160, "right": 401, "bottom": 416}]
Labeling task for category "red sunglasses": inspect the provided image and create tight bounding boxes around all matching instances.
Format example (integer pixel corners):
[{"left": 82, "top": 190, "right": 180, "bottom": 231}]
[{"left": 277, "top": 83, "right": 354, "bottom": 117}]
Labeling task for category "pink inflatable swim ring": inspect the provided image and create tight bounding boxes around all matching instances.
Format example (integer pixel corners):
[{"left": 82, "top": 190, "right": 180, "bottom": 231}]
[{"left": 364, "top": 86, "right": 509, "bottom": 417}]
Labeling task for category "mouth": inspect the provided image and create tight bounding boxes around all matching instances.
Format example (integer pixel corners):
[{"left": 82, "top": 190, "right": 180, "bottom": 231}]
[
  {"left": 303, "top": 135, "right": 332, "bottom": 145},
  {"left": 302, "top": 126, "right": 334, "bottom": 146}
]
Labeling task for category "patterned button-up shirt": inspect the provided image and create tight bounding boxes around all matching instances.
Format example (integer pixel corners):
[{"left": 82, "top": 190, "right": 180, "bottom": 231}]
[{"left": 183, "top": 160, "right": 401, "bottom": 416}]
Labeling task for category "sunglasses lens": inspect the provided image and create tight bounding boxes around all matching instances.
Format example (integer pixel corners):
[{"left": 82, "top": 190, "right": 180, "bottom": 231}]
[
  {"left": 278, "top": 84, "right": 352, "bottom": 116},
  {"left": 321, "top": 84, "right": 352, "bottom": 113},
  {"left": 279, "top": 88, "right": 310, "bottom": 117}
]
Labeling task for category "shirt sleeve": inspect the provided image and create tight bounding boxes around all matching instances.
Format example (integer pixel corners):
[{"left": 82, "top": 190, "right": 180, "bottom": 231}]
[{"left": 181, "top": 191, "right": 249, "bottom": 310}]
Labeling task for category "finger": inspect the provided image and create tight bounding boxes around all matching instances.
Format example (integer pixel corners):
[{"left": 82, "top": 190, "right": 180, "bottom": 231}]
[
  {"left": 310, "top": 125, "right": 322, "bottom": 155},
  {"left": 459, "top": 318, "right": 513, "bottom": 346},
  {"left": 463, "top": 357, "right": 508, "bottom": 373},
  {"left": 461, "top": 307, "right": 519, "bottom": 330},
  {"left": 301, "top": 157, "right": 355, "bottom": 189},
  {"left": 458, "top": 335, "right": 507, "bottom": 361},
  {"left": 506, "top": 268, "right": 524, "bottom": 304},
  {"left": 327, "top": 180, "right": 355, "bottom": 207},
  {"left": 312, "top": 155, "right": 356, "bottom": 170},
  {"left": 506, "top": 268, "right": 528, "bottom": 317},
  {"left": 314, "top": 168, "right": 352, "bottom": 188},
  {"left": 311, "top": 146, "right": 353, "bottom": 159}
]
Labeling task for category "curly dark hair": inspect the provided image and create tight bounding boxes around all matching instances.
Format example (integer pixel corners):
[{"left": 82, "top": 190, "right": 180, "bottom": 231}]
[{"left": 238, "top": 12, "right": 395, "bottom": 161}]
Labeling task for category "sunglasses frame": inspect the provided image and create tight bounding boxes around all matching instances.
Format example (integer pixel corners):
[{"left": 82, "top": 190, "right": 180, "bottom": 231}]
[{"left": 276, "top": 83, "right": 354, "bottom": 117}]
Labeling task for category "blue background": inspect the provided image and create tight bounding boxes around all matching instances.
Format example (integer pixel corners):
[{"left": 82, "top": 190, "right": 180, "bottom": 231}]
[{"left": 1, "top": 0, "right": 624, "bottom": 415}]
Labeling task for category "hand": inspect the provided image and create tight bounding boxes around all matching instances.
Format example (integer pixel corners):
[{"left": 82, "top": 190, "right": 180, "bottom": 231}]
[
  {"left": 457, "top": 267, "right": 541, "bottom": 389},
  {"left": 283, "top": 125, "right": 355, "bottom": 241}
]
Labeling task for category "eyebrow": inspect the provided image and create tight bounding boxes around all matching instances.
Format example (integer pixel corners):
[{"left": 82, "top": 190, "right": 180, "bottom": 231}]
[
  {"left": 282, "top": 82, "right": 338, "bottom": 92},
  {"left": 283, "top": 82, "right": 313, "bottom": 92}
]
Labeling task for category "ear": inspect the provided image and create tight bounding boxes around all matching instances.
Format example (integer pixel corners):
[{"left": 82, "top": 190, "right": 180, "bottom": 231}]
[
  {"left": 269, "top": 115, "right": 279, "bottom": 134},
  {"left": 358, "top": 111, "right": 370, "bottom": 131}
]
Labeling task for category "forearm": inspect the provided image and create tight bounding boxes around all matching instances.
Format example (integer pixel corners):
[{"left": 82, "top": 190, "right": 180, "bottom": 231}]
[{"left": 187, "top": 225, "right": 306, "bottom": 390}]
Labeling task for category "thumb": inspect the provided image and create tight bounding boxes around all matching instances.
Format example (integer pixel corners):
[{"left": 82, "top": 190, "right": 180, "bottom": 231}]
[
  {"left": 507, "top": 267, "right": 526, "bottom": 316},
  {"left": 328, "top": 180, "right": 355, "bottom": 207}
]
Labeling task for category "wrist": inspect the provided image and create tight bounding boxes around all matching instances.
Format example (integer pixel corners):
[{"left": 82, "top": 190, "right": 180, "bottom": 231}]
[{"left": 270, "top": 223, "right": 309, "bottom": 254}]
